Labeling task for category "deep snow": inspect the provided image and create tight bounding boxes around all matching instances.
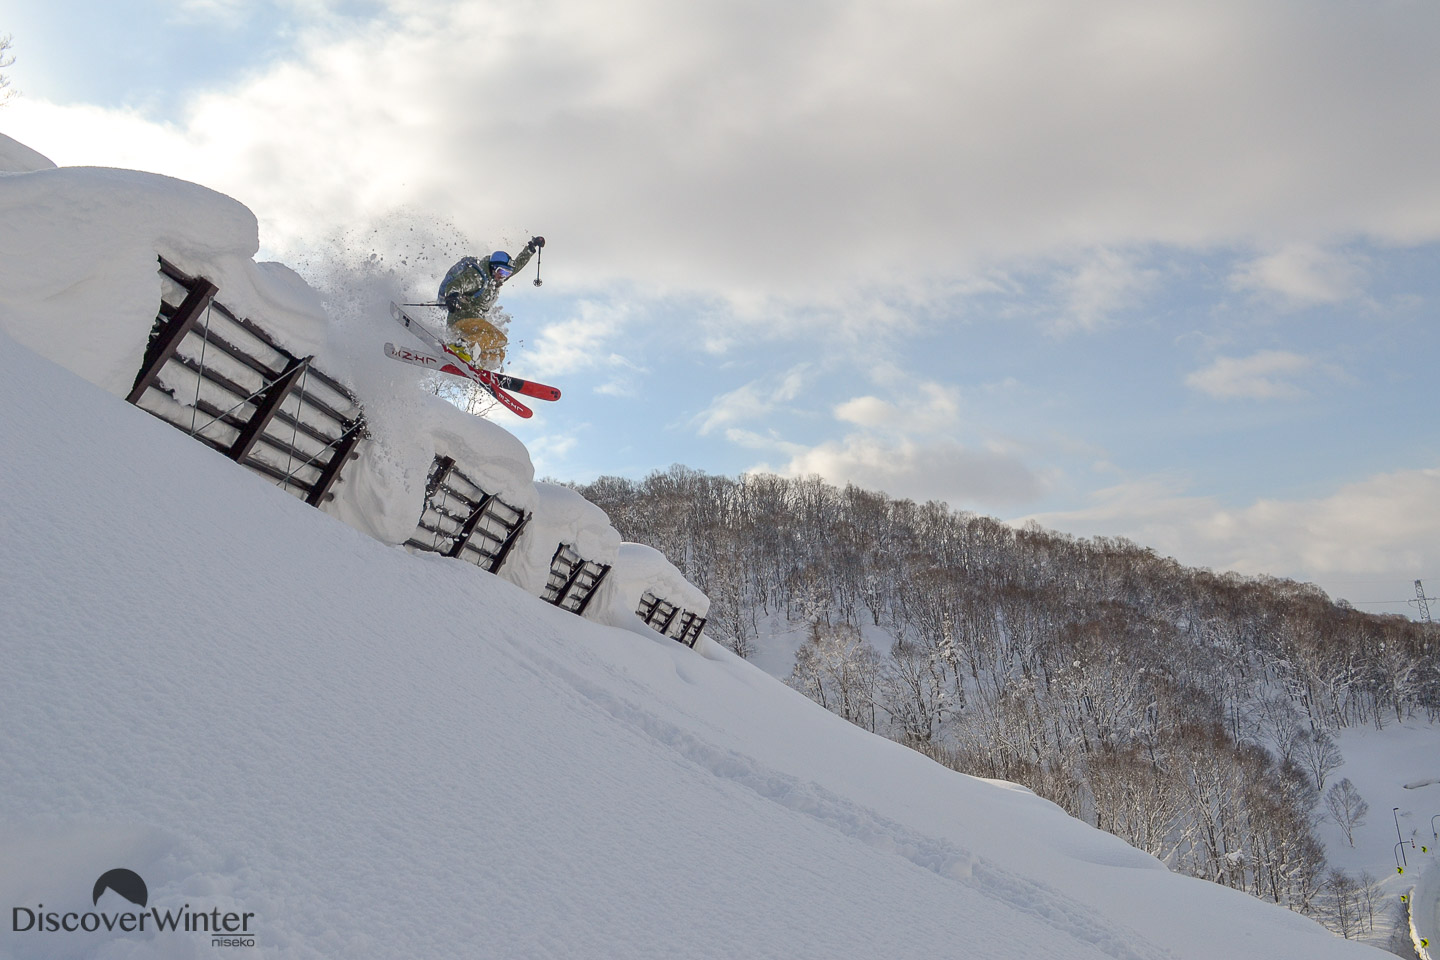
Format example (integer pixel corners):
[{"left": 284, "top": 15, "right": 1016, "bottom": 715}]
[
  {"left": 0, "top": 322, "right": 1385, "bottom": 960},
  {"left": 0, "top": 132, "right": 1396, "bottom": 958}
]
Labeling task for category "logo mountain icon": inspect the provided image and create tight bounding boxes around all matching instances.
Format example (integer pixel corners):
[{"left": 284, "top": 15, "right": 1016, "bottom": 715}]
[{"left": 92, "top": 869, "right": 148, "bottom": 908}]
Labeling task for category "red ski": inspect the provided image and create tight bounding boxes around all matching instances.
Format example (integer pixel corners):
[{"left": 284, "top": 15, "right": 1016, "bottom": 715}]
[
  {"left": 388, "top": 304, "right": 560, "bottom": 401},
  {"left": 388, "top": 303, "right": 535, "bottom": 418},
  {"left": 384, "top": 343, "right": 561, "bottom": 402}
]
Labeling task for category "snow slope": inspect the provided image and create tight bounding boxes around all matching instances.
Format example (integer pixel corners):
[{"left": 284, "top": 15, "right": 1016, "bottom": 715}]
[
  {"left": 0, "top": 142, "right": 1388, "bottom": 959},
  {"left": 0, "top": 324, "right": 1384, "bottom": 960}
]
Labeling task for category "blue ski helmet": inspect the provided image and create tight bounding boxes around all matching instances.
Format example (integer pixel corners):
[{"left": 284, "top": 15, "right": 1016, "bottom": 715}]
[{"left": 490, "top": 251, "right": 512, "bottom": 266}]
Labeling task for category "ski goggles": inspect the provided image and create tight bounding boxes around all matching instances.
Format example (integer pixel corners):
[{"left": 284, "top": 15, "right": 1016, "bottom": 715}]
[{"left": 492, "top": 265, "right": 514, "bottom": 280}]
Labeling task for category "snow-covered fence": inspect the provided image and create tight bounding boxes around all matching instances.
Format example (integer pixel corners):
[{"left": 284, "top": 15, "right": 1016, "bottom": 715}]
[
  {"left": 128, "top": 258, "right": 366, "bottom": 506},
  {"left": 542, "top": 543, "right": 612, "bottom": 616},
  {"left": 594, "top": 545, "right": 710, "bottom": 647},
  {"left": 637, "top": 591, "right": 708, "bottom": 647},
  {"left": 404, "top": 454, "right": 530, "bottom": 573}
]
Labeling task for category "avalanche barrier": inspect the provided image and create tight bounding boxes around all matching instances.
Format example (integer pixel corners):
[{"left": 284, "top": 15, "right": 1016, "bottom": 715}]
[
  {"left": 128, "top": 258, "right": 366, "bottom": 507},
  {"left": 405, "top": 454, "right": 530, "bottom": 573},
  {"left": 543, "top": 543, "right": 612, "bottom": 616},
  {"left": 637, "top": 591, "right": 708, "bottom": 648}
]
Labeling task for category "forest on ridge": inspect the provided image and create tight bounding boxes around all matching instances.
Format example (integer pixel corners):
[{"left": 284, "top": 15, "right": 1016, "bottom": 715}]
[{"left": 576, "top": 465, "right": 1439, "bottom": 941}]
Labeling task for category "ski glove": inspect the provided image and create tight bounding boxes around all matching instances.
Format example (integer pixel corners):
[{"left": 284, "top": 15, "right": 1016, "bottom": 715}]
[
  {"left": 527, "top": 236, "right": 546, "bottom": 251},
  {"left": 444, "top": 292, "right": 463, "bottom": 312}
]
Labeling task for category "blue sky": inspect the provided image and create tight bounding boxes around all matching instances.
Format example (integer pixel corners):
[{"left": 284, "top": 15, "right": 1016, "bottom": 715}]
[{"left": 3, "top": 0, "right": 1439, "bottom": 616}]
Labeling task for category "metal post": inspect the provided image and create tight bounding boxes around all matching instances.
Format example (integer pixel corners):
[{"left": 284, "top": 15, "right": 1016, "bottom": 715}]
[{"left": 1414, "top": 580, "right": 1435, "bottom": 623}]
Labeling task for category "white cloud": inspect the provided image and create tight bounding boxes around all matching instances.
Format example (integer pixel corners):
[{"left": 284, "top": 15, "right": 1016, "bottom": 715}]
[
  {"left": 519, "top": 430, "right": 580, "bottom": 476},
  {"left": 754, "top": 434, "right": 1045, "bottom": 507},
  {"left": 523, "top": 300, "right": 634, "bottom": 376},
  {"left": 8, "top": 0, "right": 1440, "bottom": 314},
  {"left": 1049, "top": 249, "right": 1159, "bottom": 333},
  {"left": 834, "top": 382, "right": 960, "bottom": 432},
  {"left": 723, "top": 427, "right": 806, "bottom": 454},
  {"left": 1017, "top": 467, "right": 1440, "bottom": 609},
  {"left": 693, "top": 364, "right": 810, "bottom": 436},
  {"left": 1184, "top": 350, "right": 1330, "bottom": 400},
  {"left": 833, "top": 395, "right": 894, "bottom": 428},
  {"left": 743, "top": 373, "right": 1043, "bottom": 508},
  {"left": 1230, "top": 244, "right": 1368, "bottom": 307}
]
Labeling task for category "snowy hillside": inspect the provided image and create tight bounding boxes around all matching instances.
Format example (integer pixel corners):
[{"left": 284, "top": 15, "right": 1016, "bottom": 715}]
[{"left": 0, "top": 138, "right": 1394, "bottom": 958}]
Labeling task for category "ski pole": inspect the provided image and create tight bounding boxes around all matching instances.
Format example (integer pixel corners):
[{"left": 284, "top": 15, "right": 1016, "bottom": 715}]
[
  {"left": 403, "top": 301, "right": 445, "bottom": 307},
  {"left": 533, "top": 246, "right": 544, "bottom": 287}
]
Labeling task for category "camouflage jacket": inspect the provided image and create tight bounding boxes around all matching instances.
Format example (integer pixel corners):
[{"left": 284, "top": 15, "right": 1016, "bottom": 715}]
[{"left": 438, "top": 246, "right": 536, "bottom": 321}]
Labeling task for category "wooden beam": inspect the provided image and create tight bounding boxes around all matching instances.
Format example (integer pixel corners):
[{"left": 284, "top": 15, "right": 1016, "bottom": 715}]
[
  {"left": 551, "top": 552, "right": 587, "bottom": 608},
  {"left": 658, "top": 602, "right": 681, "bottom": 638},
  {"left": 306, "top": 419, "right": 365, "bottom": 507},
  {"left": 490, "top": 513, "right": 530, "bottom": 574},
  {"left": 445, "top": 491, "right": 496, "bottom": 559},
  {"left": 684, "top": 617, "right": 708, "bottom": 647},
  {"left": 425, "top": 456, "right": 457, "bottom": 500},
  {"left": 226, "top": 355, "right": 311, "bottom": 463},
  {"left": 127, "top": 277, "right": 219, "bottom": 404},
  {"left": 572, "top": 564, "right": 611, "bottom": 617}
]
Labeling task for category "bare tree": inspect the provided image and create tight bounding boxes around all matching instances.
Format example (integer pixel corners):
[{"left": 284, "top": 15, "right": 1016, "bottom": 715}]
[
  {"left": 1357, "top": 870, "right": 1380, "bottom": 933},
  {"left": 1296, "top": 729, "right": 1343, "bottom": 792},
  {"left": 1319, "top": 870, "right": 1361, "bottom": 938},
  {"left": 1323, "top": 778, "right": 1368, "bottom": 847}
]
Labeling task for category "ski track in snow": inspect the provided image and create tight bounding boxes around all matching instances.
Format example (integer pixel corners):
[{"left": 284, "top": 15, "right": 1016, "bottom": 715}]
[{"left": 522, "top": 642, "right": 1178, "bottom": 960}]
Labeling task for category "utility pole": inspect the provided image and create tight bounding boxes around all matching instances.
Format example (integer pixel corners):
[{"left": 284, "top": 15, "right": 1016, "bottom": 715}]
[{"left": 1414, "top": 580, "right": 1435, "bottom": 623}]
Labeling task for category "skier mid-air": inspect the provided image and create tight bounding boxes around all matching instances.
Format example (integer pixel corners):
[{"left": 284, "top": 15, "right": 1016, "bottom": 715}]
[
  {"left": 385, "top": 234, "right": 558, "bottom": 418},
  {"left": 437, "top": 236, "right": 545, "bottom": 370}
]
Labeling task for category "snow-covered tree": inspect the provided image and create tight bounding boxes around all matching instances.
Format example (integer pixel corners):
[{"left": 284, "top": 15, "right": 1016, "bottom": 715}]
[
  {"left": 576, "top": 463, "right": 1435, "bottom": 917},
  {"left": 788, "top": 622, "right": 881, "bottom": 731}
]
